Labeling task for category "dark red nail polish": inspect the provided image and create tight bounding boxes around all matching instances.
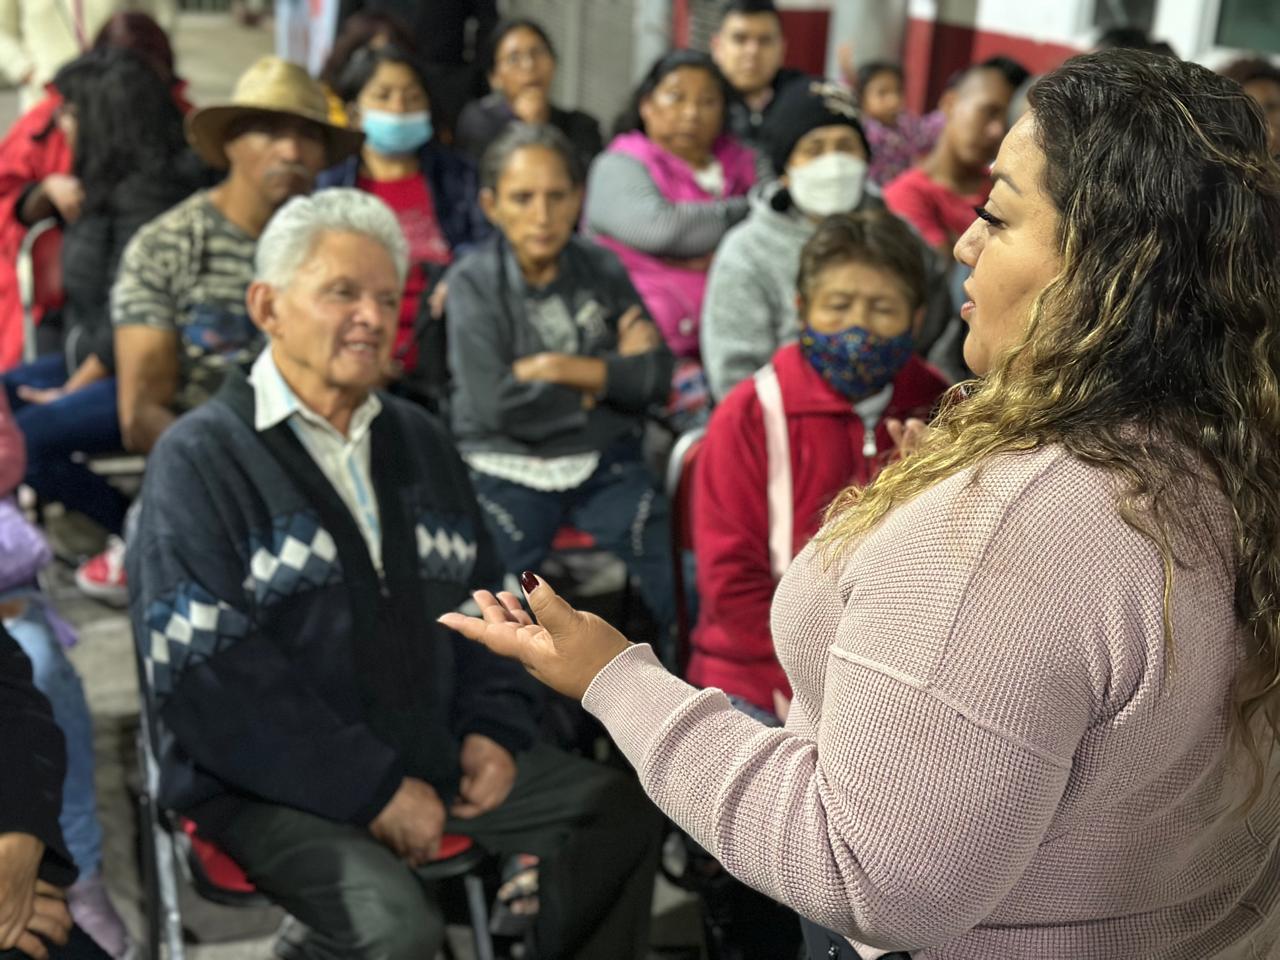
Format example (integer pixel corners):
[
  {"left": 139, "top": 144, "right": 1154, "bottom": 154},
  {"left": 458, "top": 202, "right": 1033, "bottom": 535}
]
[{"left": 520, "top": 571, "right": 538, "bottom": 594}]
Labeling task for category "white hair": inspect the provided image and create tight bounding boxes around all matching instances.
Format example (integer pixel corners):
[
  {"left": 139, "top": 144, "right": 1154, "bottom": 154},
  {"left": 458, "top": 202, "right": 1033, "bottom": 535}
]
[{"left": 255, "top": 188, "right": 410, "bottom": 289}]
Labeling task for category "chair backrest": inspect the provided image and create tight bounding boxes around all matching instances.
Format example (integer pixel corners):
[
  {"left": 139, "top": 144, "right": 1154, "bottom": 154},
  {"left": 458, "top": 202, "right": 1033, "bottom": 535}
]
[
  {"left": 16, "top": 219, "right": 64, "bottom": 364},
  {"left": 665, "top": 428, "right": 705, "bottom": 674}
]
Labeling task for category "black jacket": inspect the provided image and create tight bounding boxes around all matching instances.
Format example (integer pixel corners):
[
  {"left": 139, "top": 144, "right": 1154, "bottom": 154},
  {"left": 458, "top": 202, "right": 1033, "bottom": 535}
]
[
  {"left": 0, "top": 623, "right": 76, "bottom": 887},
  {"left": 128, "top": 371, "right": 537, "bottom": 835},
  {"left": 455, "top": 92, "right": 604, "bottom": 178},
  {"left": 61, "top": 150, "right": 207, "bottom": 373},
  {"left": 726, "top": 67, "right": 810, "bottom": 151}
]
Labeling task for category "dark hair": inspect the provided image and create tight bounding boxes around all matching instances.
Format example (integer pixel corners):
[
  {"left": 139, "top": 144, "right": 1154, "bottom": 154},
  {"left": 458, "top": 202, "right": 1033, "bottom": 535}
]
[
  {"left": 855, "top": 61, "right": 902, "bottom": 98},
  {"left": 1028, "top": 50, "right": 1280, "bottom": 800},
  {"left": 822, "top": 49, "right": 1280, "bottom": 814},
  {"left": 796, "top": 211, "right": 928, "bottom": 310},
  {"left": 335, "top": 43, "right": 431, "bottom": 107},
  {"left": 613, "top": 49, "right": 734, "bottom": 140},
  {"left": 480, "top": 122, "right": 582, "bottom": 191},
  {"left": 944, "top": 54, "right": 1031, "bottom": 93},
  {"left": 717, "top": 0, "right": 780, "bottom": 25},
  {"left": 90, "top": 11, "right": 175, "bottom": 84},
  {"left": 483, "top": 18, "right": 556, "bottom": 75},
  {"left": 319, "top": 10, "right": 416, "bottom": 90},
  {"left": 1095, "top": 24, "right": 1177, "bottom": 56},
  {"left": 1024, "top": 49, "right": 1280, "bottom": 804},
  {"left": 53, "top": 49, "right": 188, "bottom": 215},
  {"left": 1221, "top": 56, "right": 1280, "bottom": 91}
]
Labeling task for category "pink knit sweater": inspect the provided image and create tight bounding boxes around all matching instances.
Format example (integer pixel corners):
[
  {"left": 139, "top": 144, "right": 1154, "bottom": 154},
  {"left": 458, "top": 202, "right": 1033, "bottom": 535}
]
[{"left": 584, "top": 446, "right": 1280, "bottom": 958}]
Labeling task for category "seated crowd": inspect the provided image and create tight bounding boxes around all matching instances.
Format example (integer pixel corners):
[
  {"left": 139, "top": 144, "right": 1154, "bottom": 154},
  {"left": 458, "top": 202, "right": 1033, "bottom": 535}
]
[{"left": 1, "top": 2, "right": 1278, "bottom": 959}]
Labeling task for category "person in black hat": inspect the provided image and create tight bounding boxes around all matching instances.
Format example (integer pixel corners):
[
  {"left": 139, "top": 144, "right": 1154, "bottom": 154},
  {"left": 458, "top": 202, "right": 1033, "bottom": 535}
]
[{"left": 701, "top": 79, "right": 887, "bottom": 399}]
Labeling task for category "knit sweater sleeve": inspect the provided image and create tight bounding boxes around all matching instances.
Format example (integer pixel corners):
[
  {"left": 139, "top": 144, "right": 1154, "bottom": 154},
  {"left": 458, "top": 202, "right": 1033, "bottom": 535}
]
[
  {"left": 131, "top": 425, "right": 403, "bottom": 826},
  {"left": 701, "top": 223, "right": 780, "bottom": 400},
  {"left": 585, "top": 454, "right": 1124, "bottom": 951},
  {"left": 583, "top": 151, "right": 749, "bottom": 258}
]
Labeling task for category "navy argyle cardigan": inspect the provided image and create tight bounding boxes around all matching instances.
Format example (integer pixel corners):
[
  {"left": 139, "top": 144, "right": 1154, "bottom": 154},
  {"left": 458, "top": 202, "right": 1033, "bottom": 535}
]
[{"left": 127, "top": 369, "right": 536, "bottom": 835}]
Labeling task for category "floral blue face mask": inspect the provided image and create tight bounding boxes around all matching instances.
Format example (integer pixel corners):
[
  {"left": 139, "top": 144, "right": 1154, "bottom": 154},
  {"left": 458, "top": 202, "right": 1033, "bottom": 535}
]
[
  {"left": 361, "top": 109, "right": 433, "bottom": 155},
  {"left": 800, "top": 325, "right": 914, "bottom": 401}
]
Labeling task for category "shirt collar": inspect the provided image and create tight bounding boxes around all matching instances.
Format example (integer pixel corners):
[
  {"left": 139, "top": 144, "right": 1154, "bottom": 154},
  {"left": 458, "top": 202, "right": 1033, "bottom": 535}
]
[{"left": 248, "top": 346, "right": 382, "bottom": 440}]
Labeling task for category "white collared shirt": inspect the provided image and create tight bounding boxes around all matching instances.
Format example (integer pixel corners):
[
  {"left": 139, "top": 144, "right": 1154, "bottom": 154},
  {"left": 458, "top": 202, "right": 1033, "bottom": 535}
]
[{"left": 249, "top": 348, "right": 385, "bottom": 571}]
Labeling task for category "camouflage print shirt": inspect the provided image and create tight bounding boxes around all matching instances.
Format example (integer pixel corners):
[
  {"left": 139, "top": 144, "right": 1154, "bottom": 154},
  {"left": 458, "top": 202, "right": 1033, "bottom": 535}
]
[{"left": 111, "top": 190, "right": 263, "bottom": 412}]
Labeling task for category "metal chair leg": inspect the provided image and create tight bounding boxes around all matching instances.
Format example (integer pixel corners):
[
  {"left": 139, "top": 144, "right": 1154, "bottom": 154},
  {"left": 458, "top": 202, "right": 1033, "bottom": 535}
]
[
  {"left": 153, "top": 817, "right": 185, "bottom": 959},
  {"left": 463, "top": 873, "right": 495, "bottom": 960}
]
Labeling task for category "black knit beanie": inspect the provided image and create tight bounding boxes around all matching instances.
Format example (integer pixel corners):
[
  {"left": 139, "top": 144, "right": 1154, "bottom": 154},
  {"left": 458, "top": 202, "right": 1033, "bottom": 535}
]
[{"left": 761, "top": 78, "right": 870, "bottom": 178}]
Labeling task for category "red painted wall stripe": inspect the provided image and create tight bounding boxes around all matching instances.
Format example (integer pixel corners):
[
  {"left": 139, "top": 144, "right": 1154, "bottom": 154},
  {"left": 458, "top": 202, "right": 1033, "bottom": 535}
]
[
  {"left": 903, "top": 17, "right": 1079, "bottom": 113},
  {"left": 778, "top": 10, "right": 831, "bottom": 75}
]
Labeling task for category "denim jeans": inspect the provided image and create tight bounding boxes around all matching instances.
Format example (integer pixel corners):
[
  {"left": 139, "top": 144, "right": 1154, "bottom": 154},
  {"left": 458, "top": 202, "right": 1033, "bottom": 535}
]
[
  {"left": 2, "top": 354, "right": 127, "bottom": 534},
  {"left": 470, "top": 442, "right": 676, "bottom": 652},
  {"left": 3, "top": 593, "right": 102, "bottom": 874}
]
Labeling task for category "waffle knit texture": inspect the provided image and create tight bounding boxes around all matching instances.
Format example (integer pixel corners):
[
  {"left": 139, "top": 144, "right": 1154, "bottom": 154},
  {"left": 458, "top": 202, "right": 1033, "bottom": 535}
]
[{"left": 584, "top": 445, "right": 1280, "bottom": 958}]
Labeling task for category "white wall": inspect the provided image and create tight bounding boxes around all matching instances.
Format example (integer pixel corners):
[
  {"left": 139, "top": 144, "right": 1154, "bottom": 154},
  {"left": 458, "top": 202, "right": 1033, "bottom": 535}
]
[{"left": 825, "top": 0, "right": 909, "bottom": 77}]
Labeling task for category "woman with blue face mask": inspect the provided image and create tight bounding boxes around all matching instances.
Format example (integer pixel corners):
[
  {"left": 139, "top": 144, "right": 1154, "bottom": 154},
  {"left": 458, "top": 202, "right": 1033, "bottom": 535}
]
[
  {"left": 317, "top": 44, "right": 490, "bottom": 376},
  {"left": 687, "top": 211, "right": 949, "bottom": 719}
]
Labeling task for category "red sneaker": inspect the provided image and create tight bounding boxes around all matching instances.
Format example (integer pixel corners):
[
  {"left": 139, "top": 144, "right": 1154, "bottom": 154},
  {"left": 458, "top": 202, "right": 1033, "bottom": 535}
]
[{"left": 74, "top": 536, "right": 128, "bottom": 607}]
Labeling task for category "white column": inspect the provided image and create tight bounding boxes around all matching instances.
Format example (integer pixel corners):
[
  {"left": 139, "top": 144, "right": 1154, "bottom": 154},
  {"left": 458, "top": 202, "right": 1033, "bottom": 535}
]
[
  {"left": 634, "top": 0, "right": 672, "bottom": 83},
  {"left": 825, "top": 0, "right": 910, "bottom": 81}
]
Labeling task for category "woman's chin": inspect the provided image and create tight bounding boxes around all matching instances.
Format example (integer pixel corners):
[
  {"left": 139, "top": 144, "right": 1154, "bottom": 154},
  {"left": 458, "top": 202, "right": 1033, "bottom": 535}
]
[{"left": 961, "top": 337, "right": 989, "bottom": 378}]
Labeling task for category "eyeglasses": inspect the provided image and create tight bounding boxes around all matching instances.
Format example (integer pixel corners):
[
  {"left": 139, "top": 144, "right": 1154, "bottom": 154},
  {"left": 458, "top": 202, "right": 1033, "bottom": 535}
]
[
  {"left": 651, "top": 90, "right": 723, "bottom": 112},
  {"left": 498, "top": 47, "right": 551, "bottom": 70}
]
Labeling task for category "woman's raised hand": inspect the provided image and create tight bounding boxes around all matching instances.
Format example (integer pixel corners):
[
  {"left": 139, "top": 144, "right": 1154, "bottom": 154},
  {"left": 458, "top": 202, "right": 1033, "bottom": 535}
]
[{"left": 438, "top": 573, "right": 633, "bottom": 701}]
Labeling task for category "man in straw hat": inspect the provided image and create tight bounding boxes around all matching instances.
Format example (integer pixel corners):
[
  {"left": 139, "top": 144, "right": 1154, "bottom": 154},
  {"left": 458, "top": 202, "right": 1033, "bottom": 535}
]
[{"left": 75, "top": 57, "right": 361, "bottom": 607}]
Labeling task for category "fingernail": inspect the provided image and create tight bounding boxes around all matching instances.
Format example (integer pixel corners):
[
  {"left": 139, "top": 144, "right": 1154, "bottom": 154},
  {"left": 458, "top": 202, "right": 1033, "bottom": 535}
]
[{"left": 520, "top": 570, "right": 538, "bottom": 594}]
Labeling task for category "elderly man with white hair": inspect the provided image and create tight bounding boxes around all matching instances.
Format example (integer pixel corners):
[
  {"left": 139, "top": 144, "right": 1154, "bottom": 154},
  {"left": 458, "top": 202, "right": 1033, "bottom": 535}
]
[{"left": 126, "top": 188, "right": 661, "bottom": 960}]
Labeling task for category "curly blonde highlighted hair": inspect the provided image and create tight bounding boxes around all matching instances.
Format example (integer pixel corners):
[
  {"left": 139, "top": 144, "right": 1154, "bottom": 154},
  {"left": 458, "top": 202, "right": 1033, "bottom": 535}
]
[{"left": 819, "top": 49, "right": 1280, "bottom": 806}]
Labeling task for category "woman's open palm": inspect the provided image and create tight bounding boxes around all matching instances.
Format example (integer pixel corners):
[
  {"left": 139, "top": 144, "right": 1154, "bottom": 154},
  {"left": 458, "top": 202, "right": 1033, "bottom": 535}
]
[{"left": 438, "top": 576, "right": 633, "bottom": 701}]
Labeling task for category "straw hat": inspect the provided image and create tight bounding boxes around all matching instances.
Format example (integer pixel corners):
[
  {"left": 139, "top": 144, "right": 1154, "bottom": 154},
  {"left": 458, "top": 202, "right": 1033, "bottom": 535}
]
[{"left": 186, "top": 56, "right": 363, "bottom": 169}]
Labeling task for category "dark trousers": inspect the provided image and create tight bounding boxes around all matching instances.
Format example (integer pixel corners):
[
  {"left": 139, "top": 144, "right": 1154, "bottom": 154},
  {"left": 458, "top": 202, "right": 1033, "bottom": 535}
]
[
  {"left": 210, "top": 743, "right": 662, "bottom": 960},
  {"left": 0, "top": 924, "right": 112, "bottom": 959},
  {"left": 2, "top": 354, "right": 127, "bottom": 534},
  {"left": 470, "top": 444, "right": 676, "bottom": 645},
  {"left": 801, "top": 919, "right": 911, "bottom": 960}
]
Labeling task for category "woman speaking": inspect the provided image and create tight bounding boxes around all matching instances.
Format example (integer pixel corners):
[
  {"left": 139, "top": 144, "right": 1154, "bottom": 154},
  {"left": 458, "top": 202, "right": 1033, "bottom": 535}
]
[{"left": 441, "top": 49, "right": 1280, "bottom": 960}]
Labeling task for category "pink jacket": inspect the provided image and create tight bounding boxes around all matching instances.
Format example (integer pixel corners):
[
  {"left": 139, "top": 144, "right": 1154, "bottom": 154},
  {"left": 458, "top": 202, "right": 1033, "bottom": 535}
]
[
  {"left": 585, "top": 446, "right": 1278, "bottom": 958},
  {"left": 592, "top": 131, "right": 755, "bottom": 358}
]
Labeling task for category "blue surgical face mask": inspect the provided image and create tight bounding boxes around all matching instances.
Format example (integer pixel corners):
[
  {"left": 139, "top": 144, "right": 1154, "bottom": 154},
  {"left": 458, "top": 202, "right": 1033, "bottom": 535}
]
[
  {"left": 800, "top": 325, "right": 914, "bottom": 401},
  {"left": 361, "top": 109, "right": 433, "bottom": 155}
]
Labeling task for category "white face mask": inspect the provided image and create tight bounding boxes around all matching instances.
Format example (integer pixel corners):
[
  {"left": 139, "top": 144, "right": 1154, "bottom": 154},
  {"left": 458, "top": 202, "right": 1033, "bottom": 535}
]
[{"left": 787, "top": 152, "right": 868, "bottom": 217}]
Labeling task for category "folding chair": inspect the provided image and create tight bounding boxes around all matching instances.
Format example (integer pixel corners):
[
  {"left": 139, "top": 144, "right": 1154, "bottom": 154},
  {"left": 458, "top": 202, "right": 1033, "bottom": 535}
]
[
  {"left": 664, "top": 428, "right": 705, "bottom": 675},
  {"left": 131, "top": 629, "right": 497, "bottom": 960},
  {"left": 16, "top": 217, "right": 62, "bottom": 364}
]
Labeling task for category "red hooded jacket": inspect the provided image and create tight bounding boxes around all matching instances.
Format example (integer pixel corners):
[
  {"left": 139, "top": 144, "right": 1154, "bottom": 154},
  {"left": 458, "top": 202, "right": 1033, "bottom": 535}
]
[
  {"left": 0, "top": 94, "right": 71, "bottom": 371},
  {"left": 686, "top": 342, "right": 949, "bottom": 711},
  {"left": 0, "top": 83, "right": 192, "bottom": 372}
]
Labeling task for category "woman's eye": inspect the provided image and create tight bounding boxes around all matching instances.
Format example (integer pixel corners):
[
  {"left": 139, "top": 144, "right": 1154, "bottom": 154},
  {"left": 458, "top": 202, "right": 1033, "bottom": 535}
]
[{"left": 973, "top": 205, "right": 1005, "bottom": 229}]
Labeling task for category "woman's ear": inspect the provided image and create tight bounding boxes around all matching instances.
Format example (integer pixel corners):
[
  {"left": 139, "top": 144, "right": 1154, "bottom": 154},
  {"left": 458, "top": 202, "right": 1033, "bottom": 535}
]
[
  {"left": 638, "top": 95, "right": 654, "bottom": 130},
  {"left": 345, "top": 103, "right": 361, "bottom": 129},
  {"left": 911, "top": 304, "right": 926, "bottom": 339},
  {"left": 795, "top": 293, "right": 807, "bottom": 328}
]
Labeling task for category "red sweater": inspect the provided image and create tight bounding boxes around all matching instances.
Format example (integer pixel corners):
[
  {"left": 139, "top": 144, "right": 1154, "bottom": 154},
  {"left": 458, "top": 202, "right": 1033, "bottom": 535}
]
[
  {"left": 882, "top": 166, "right": 991, "bottom": 250},
  {"left": 686, "top": 342, "right": 948, "bottom": 710}
]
